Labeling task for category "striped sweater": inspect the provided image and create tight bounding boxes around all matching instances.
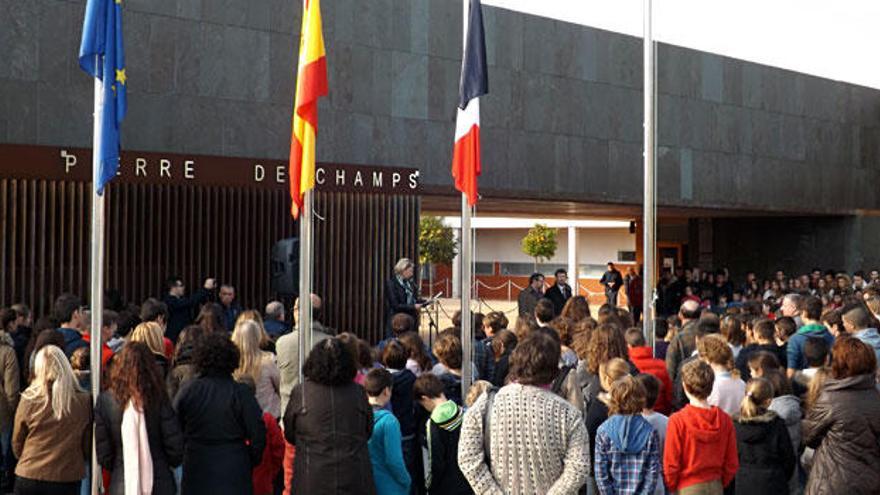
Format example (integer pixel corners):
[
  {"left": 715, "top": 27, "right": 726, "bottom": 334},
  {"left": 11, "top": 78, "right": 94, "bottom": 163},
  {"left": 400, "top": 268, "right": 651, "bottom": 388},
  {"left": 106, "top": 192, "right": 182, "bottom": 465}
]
[{"left": 458, "top": 384, "right": 590, "bottom": 494}]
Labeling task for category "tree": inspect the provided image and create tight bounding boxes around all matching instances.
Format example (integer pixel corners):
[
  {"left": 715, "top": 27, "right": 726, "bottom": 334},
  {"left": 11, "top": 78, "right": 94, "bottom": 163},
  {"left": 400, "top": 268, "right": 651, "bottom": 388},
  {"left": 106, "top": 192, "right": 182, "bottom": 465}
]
[
  {"left": 521, "top": 224, "right": 557, "bottom": 271},
  {"left": 419, "top": 216, "right": 458, "bottom": 295}
]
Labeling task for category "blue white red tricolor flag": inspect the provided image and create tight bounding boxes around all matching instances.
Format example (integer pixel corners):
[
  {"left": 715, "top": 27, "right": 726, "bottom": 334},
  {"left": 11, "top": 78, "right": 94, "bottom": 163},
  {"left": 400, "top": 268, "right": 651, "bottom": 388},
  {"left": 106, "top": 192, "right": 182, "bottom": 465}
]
[{"left": 451, "top": 0, "right": 488, "bottom": 206}]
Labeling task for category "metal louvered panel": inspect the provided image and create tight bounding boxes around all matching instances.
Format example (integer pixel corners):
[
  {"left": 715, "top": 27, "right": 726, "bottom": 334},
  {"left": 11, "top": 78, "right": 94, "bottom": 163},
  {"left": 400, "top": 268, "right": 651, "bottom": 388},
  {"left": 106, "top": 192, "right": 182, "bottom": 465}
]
[
  {"left": 311, "top": 191, "right": 420, "bottom": 343},
  {"left": 0, "top": 178, "right": 419, "bottom": 344}
]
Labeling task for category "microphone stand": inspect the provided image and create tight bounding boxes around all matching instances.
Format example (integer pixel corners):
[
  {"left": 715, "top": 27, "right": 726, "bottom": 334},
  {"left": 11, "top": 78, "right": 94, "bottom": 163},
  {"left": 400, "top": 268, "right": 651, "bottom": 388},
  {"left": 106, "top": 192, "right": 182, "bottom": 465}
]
[{"left": 424, "top": 303, "right": 439, "bottom": 334}]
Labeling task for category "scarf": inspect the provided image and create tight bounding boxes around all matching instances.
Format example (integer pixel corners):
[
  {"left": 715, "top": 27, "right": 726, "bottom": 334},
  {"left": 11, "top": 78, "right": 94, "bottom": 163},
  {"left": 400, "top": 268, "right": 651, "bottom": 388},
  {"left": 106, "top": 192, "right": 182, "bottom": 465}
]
[
  {"left": 122, "top": 400, "right": 153, "bottom": 495},
  {"left": 397, "top": 275, "right": 415, "bottom": 305}
]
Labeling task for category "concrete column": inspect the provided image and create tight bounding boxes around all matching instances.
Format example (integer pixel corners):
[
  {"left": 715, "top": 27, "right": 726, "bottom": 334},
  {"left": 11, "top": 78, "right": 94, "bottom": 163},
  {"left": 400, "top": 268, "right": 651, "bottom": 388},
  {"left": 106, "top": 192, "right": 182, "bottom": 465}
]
[
  {"left": 452, "top": 228, "right": 461, "bottom": 298},
  {"left": 568, "top": 226, "right": 578, "bottom": 295}
]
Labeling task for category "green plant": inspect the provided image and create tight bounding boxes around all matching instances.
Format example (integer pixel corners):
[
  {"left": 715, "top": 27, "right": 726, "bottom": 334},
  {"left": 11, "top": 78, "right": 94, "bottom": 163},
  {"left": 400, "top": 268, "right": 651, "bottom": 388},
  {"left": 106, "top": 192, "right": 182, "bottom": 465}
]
[
  {"left": 419, "top": 216, "right": 458, "bottom": 293},
  {"left": 521, "top": 224, "right": 557, "bottom": 270}
]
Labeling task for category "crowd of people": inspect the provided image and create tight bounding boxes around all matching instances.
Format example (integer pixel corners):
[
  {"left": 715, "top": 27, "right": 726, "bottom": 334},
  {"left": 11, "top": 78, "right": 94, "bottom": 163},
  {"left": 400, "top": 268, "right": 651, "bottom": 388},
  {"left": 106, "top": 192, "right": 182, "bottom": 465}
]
[{"left": 0, "top": 264, "right": 878, "bottom": 495}]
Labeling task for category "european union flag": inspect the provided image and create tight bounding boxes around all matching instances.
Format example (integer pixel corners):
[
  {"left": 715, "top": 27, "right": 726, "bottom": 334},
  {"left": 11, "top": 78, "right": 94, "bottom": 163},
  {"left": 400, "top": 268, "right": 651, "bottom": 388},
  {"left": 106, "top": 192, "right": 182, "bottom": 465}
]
[{"left": 79, "top": 0, "right": 127, "bottom": 195}]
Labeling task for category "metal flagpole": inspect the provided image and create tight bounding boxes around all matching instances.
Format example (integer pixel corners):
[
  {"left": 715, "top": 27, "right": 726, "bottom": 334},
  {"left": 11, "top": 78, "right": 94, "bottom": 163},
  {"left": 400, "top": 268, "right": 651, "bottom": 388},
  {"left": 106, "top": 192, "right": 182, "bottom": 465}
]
[
  {"left": 297, "top": 190, "right": 313, "bottom": 386},
  {"left": 642, "top": 0, "right": 657, "bottom": 353},
  {"left": 459, "top": 0, "right": 474, "bottom": 396},
  {"left": 88, "top": 54, "right": 105, "bottom": 495}
]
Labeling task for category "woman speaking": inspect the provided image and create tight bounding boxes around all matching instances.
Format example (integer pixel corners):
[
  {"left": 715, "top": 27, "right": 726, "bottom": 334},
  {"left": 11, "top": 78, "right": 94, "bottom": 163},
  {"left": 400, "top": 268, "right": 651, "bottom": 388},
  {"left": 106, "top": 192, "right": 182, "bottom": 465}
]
[{"left": 384, "top": 258, "right": 426, "bottom": 337}]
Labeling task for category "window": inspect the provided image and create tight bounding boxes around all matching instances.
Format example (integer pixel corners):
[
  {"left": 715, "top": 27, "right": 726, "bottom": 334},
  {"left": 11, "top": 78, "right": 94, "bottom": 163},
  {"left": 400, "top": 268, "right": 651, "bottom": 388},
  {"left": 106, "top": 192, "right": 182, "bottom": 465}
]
[
  {"left": 500, "top": 262, "right": 567, "bottom": 276},
  {"left": 475, "top": 262, "right": 495, "bottom": 275},
  {"left": 578, "top": 264, "right": 608, "bottom": 279},
  {"left": 618, "top": 251, "right": 637, "bottom": 262}
]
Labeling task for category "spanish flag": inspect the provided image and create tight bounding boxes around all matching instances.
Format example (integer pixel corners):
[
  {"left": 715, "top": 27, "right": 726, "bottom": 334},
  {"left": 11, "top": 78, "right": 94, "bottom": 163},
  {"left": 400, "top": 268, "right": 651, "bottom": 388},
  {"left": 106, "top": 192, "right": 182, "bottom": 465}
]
[
  {"left": 289, "top": 0, "right": 328, "bottom": 218},
  {"left": 451, "top": 0, "right": 488, "bottom": 206}
]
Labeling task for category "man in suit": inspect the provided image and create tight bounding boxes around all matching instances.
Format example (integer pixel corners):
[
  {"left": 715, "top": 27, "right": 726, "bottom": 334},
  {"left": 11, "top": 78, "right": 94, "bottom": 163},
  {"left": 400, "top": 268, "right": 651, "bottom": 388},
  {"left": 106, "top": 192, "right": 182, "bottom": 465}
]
[
  {"left": 600, "top": 262, "right": 624, "bottom": 307},
  {"left": 544, "top": 268, "right": 572, "bottom": 316},
  {"left": 517, "top": 272, "right": 545, "bottom": 317},
  {"left": 161, "top": 276, "right": 213, "bottom": 342},
  {"left": 384, "top": 258, "right": 426, "bottom": 337},
  {"left": 263, "top": 300, "right": 290, "bottom": 339}
]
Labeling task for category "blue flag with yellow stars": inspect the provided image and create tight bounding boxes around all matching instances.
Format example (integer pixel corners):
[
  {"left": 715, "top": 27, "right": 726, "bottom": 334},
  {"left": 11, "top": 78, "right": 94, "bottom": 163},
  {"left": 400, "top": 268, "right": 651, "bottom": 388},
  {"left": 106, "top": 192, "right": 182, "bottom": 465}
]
[{"left": 78, "top": 0, "right": 127, "bottom": 195}]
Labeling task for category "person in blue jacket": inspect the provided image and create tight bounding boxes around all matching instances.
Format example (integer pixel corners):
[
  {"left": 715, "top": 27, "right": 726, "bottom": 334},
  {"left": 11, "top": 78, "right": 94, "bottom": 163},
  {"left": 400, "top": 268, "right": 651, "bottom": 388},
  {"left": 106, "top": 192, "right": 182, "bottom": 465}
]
[{"left": 365, "top": 368, "right": 411, "bottom": 495}]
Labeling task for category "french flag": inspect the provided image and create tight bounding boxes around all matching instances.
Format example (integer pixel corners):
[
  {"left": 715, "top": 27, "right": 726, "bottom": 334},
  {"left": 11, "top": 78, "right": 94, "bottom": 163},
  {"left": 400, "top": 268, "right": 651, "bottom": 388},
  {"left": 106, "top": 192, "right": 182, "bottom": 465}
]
[{"left": 451, "top": 0, "right": 488, "bottom": 206}]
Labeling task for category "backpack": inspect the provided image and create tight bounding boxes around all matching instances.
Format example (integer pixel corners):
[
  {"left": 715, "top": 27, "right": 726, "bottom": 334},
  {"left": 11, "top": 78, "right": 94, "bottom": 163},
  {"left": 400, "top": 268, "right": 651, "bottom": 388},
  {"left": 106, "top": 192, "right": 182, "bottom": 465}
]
[{"left": 551, "top": 363, "right": 577, "bottom": 395}]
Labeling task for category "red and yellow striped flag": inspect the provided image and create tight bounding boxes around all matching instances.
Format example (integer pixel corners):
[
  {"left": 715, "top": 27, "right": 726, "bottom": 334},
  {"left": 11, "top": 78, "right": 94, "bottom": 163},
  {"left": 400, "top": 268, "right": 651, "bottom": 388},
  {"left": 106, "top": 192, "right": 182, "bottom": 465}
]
[{"left": 289, "top": 0, "right": 328, "bottom": 218}]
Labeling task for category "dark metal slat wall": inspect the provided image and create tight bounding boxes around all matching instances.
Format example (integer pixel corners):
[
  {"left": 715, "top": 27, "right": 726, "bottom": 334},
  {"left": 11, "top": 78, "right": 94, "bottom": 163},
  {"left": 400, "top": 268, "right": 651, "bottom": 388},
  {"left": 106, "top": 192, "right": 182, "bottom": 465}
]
[
  {"left": 312, "top": 190, "right": 419, "bottom": 343},
  {"left": 0, "top": 178, "right": 418, "bottom": 343}
]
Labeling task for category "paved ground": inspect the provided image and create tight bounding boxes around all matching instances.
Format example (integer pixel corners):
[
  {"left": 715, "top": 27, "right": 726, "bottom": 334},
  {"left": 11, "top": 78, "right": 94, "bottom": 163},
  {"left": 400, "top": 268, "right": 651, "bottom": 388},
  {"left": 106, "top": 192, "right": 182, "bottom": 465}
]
[
  {"left": 418, "top": 297, "right": 603, "bottom": 338},
  {"left": 419, "top": 297, "right": 519, "bottom": 331}
]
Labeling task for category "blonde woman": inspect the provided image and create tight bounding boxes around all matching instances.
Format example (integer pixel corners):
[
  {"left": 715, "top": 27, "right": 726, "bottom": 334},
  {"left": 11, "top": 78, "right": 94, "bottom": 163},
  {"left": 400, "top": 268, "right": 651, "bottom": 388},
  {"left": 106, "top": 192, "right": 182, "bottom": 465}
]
[
  {"left": 732, "top": 378, "right": 795, "bottom": 495},
  {"left": 130, "top": 322, "right": 170, "bottom": 377},
  {"left": 12, "top": 345, "right": 91, "bottom": 494},
  {"left": 236, "top": 310, "right": 272, "bottom": 349},
  {"left": 232, "top": 320, "right": 281, "bottom": 418}
]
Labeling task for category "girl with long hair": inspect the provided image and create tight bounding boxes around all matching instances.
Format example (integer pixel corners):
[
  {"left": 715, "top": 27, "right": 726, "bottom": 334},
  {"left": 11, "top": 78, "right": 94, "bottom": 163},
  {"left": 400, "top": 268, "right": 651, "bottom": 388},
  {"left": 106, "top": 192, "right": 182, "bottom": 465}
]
[
  {"left": 95, "top": 342, "right": 184, "bottom": 495},
  {"left": 560, "top": 295, "right": 591, "bottom": 322},
  {"left": 398, "top": 332, "right": 431, "bottom": 376},
  {"left": 12, "top": 345, "right": 91, "bottom": 495},
  {"left": 195, "top": 303, "right": 225, "bottom": 335},
  {"left": 166, "top": 325, "right": 205, "bottom": 401},
  {"left": 129, "top": 322, "right": 170, "bottom": 377},
  {"left": 232, "top": 320, "right": 281, "bottom": 418},
  {"left": 733, "top": 378, "right": 795, "bottom": 495}
]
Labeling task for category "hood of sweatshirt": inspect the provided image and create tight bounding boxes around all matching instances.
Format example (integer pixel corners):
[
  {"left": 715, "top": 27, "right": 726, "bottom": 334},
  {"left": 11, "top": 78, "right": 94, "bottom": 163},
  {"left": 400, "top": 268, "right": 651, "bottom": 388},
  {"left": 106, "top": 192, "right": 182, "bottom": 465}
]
[
  {"left": 682, "top": 405, "right": 728, "bottom": 444},
  {"left": 604, "top": 414, "right": 654, "bottom": 454},
  {"left": 736, "top": 411, "right": 778, "bottom": 443},
  {"left": 855, "top": 328, "right": 880, "bottom": 349},
  {"left": 373, "top": 407, "right": 394, "bottom": 427},
  {"left": 769, "top": 395, "right": 801, "bottom": 426},
  {"left": 430, "top": 400, "right": 463, "bottom": 432}
]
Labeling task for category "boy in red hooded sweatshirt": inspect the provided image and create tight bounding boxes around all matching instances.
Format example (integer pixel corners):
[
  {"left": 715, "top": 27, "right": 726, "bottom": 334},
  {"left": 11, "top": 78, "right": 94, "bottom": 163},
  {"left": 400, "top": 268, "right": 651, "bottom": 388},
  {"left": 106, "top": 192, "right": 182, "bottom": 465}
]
[{"left": 664, "top": 360, "right": 738, "bottom": 494}]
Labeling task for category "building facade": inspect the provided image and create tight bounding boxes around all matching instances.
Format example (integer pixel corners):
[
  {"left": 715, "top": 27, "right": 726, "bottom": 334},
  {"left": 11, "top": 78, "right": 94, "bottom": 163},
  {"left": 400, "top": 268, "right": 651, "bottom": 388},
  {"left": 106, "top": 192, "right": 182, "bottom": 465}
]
[{"left": 3, "top": 0, "right": 880, "bottom": 327}]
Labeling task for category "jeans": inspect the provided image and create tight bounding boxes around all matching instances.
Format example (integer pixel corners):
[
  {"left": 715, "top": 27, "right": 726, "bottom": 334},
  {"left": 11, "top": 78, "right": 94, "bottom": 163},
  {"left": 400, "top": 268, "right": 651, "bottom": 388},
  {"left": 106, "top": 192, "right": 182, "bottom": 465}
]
[
  {"left": 79, "top": 463, "right": 89, "bottom": 495},
  {"left": 401, "top": 436, "right": 422, "bottom": 495},
  {"left": 606, "top": 289, "right": 619, "bottom": 307}
]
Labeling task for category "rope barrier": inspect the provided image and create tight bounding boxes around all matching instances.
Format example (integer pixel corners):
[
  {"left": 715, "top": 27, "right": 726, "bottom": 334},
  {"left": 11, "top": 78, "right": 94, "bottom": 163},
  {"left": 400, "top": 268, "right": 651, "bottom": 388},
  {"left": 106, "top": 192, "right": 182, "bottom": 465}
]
[{"left": 424, "top": 278, "right": 619, "bottom": 302}]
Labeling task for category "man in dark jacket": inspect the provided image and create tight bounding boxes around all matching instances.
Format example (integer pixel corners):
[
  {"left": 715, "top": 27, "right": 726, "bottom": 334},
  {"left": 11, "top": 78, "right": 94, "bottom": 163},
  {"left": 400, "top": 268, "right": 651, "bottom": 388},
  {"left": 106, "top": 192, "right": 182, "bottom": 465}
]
[
  {"left": 53, "top": 294, "right": 88, "bottom": 357},
  {"left": 736, "top": 319, "right": 787, "bottom": 380},
  {"left": 219, "top": 284, "right": 242, "bottom": 332},
  {"left": 544, "top": 269, "right": 572, "bottom": 317},
  {"left": 161, "top": 276, "right": 213, "bottom": 342},
  {"left": 600, "top": 262, "right": 623, "bottom": 307},
  {"left": 263, "top": 300, "right": 290, "bottom": 339},
  {"left": 665, "top": 300, "right": 702, "bottom": 383},
  {"left": 517, "top": 273, "right": 545, "bottom": 317}
]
